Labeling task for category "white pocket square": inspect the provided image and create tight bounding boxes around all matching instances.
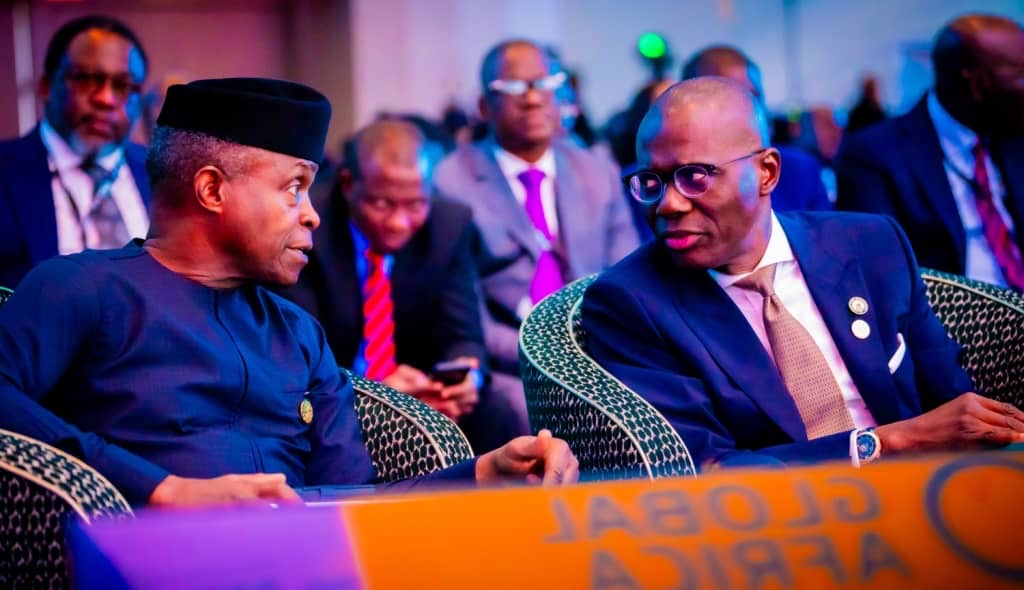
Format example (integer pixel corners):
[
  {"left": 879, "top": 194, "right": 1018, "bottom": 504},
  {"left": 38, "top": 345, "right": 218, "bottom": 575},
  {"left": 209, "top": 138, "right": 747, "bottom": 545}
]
[{"left": 887, "top": 332, "right": 906, "bottom": 374}]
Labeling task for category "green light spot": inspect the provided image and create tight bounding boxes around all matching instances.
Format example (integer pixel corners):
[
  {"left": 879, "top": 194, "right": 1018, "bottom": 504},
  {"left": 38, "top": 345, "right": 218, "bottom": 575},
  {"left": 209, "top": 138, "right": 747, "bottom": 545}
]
[{"left": 637, "top": 33, "right": 667, "bottom": 59}]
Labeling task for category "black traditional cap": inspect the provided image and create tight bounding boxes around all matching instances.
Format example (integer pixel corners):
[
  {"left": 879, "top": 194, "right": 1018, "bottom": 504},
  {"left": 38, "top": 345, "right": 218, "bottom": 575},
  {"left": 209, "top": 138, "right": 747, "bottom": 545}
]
[{"left": 156, "top": 78, "right": 331, "bottom": 163}]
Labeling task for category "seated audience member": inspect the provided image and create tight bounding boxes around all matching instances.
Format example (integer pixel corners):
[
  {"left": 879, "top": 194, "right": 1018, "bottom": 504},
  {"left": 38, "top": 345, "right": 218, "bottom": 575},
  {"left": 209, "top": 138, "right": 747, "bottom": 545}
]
[
  {"left": 0, "top": 16, "right": 151, "bottom": 288},
  {"left": 681, "top": 45, "right": 832, "bottom": 212},
  {"left": 289, "top": 120, "right": 519, "bottom": 453},
  {"left": 435, "top": 39, "right": 639, "bottom": 418},
  {"left": 582, "top": 77, "right": 1024, "bottom": 470},
  {"left": 836, "top": 14, "right": 1024, "bottom": 289},
  {"left": 0, "top": 78, "right": 578, "bottom": 508}
]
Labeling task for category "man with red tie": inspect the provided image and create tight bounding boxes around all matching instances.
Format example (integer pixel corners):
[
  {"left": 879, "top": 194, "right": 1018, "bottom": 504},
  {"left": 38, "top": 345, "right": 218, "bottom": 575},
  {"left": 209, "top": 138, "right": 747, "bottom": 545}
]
[
  {"left": 837, "top": 14, "right": 1024, "bottom": 289},
  {"left": 291, "top": 119, "right": 522, "bottom": 453},
  {"left": 435, "top": 39, "right": 639, "bottom": 409}
]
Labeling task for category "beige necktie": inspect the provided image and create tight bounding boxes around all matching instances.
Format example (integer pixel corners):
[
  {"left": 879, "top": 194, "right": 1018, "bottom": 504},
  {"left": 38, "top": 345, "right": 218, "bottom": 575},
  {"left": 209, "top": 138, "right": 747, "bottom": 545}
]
[{"left": 734, "top": 264, "right": 855, "bottom": 439}]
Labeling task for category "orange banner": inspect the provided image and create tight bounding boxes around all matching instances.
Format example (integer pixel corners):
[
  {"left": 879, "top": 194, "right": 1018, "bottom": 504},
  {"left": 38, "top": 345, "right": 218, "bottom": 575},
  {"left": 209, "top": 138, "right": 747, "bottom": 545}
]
[{"left": 344, "top": 452, "right": 1024, "bottom": 589}]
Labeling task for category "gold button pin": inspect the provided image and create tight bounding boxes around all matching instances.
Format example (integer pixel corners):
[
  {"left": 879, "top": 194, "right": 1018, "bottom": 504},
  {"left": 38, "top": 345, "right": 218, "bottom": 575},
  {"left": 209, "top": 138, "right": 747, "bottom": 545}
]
[
  {"left": 299, "top": 397, "right": 313, "bottom": 424},
  {"left": 848, "top": 296, "right": 869, "bottom": 316},
  {"left": 851, "top": 319, "right": 871, "bottom": 340}
]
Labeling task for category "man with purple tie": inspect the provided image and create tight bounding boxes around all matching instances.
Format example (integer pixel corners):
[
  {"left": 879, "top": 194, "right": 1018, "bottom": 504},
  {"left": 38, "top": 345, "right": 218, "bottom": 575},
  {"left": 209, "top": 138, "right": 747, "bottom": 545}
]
[{"left": 435, "top": 39, "right": 639, "bottom": 411}]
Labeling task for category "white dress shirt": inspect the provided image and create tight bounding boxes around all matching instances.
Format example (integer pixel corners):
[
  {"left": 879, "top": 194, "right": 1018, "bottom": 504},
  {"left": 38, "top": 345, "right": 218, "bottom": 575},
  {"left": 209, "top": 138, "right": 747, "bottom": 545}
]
[
  {"left": 927, "top": 92, "right": 1013, "bottom": 287},
  {"left": 40, "top": 120, "right": 149, "bottom": 255},
  {"left": 493, "top": 146, "right": 559, "bottom": 235},
  {"left": 708, "top": 213, "right": 878, "bottom": 431}
]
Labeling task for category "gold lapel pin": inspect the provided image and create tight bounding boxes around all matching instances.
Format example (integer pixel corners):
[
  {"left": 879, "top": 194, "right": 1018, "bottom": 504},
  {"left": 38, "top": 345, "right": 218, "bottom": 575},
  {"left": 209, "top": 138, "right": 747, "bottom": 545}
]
[
  {"left": 299, "top": 396, "right": 314, "bottom": 424},
  {"left": 848, "top": 296, "right": 869, "bottom": 316}
]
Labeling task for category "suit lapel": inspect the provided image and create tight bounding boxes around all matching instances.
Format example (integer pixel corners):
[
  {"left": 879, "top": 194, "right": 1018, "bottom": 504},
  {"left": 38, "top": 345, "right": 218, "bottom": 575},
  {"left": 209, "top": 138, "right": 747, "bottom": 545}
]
[
  {"left": 901, "top": 99, "right": 967, "bottom": 268},
  {"left": 124, "top": 144, "right": 151, "bottom": 207},
  {"left": 9, "top": 128, "right": 59, "bottom": 265},
  {"left": 780, "top": 215, "right": 904, "bottom": 426},
  {"left": 992, "top": 135, "right": 1024, "bottom": 252},
  {"left": 666, "top": 259, "right": 808, "bottom": 441},
  {"left": 318, "top": 201, "right": 363, "bottom": 351},
  {"left": 552, "top": 142, "right": 589, "bottom": 276},
  {"left": 470, "top": 141, "right": 542, "bottom": 260}
]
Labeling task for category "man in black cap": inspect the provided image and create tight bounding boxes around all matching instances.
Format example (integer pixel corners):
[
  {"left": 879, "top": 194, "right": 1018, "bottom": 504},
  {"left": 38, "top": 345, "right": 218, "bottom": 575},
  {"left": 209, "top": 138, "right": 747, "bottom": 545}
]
[{"left": 0, "top": 78, "right": 578, "bottom": 508}]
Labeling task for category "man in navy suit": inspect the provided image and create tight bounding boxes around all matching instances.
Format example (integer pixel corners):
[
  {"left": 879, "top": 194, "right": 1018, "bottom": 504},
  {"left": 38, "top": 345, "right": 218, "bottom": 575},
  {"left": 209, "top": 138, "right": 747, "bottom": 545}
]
[
  {"left": 0, "top": 16, "right": 151, "bottom": 289},
  {"left": 582, "top": 77, "right": 1024, "bottom": 470},
  {"left": 837, "top": 14, "right": 1024, "bottom": 288},
  {"left": 681, "top": 45, "right": 832, "bottom": 212}
]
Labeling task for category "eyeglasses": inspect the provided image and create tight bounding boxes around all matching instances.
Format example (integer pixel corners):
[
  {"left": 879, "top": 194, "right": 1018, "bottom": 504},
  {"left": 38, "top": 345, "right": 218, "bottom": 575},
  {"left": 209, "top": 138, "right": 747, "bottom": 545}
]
[
  {"left": 488, "top": 71, "right": 567, "bottom": 97},
  {"left": 64, "top": 68, "right": 142, "bottom": 101},
  {"left": 623, "top": 149, "right": 768, "bottom": 204},
  {"left": 361, "top": 195, "right": 430, "bottom": 216}
]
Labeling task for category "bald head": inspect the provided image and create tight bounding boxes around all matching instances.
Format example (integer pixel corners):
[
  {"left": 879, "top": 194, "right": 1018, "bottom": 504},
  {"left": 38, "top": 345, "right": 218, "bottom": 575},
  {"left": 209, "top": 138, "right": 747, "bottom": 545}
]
[
  {"left": 638, "top": 77, "right": 770, "bottom": 166},
  {"left": 345, "top": 119, "right": 432, "bottom": 182},
  {"left": 681, "top": 45, "right": 763, "bottom": 100},
  {"left": 932, "top": 14, "right": 1024, "bottom": 135},
  {"left": 480, "top": 39, "right": 548, "bottom": 92}
]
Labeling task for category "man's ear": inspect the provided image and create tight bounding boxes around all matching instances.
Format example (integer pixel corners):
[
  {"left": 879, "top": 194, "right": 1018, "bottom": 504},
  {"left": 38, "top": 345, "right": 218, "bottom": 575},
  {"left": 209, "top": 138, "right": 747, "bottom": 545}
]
[
  {"left": 337, "top": 168, "right": 355, "bottom": 199},
  {"left": 759, "top": 147, "right": 782, "bottom": 197},
  {"left": 193, "top": 165, "right": 228, "bottom": 213},
  {"left": 38, "top": 77, "right": 52, "bottom": 102}
]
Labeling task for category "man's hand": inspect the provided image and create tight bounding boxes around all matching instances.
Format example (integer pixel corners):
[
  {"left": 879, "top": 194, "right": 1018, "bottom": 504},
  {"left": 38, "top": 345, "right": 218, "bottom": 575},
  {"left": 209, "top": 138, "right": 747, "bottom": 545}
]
[
  {"left": 383, "top": 364, "right": 443, "bottom": 398},
  {"left": 475, "top": 429, "right": 579, "bottom": 486},
  {"left": 439, "top": 356, "right": 480, "bottom": 417},
  {"left": 877, "top": 392, "right": 1024, "bottom": 454},
  {"left": 148, "top": 473, "right": 301, "bottom": 508}
]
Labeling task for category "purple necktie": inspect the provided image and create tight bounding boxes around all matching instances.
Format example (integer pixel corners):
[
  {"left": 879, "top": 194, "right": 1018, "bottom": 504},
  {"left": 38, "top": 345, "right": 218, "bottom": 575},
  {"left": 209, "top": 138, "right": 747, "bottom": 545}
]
[{"left": 518, "top": 168, "right": 563, "bottom": 303}]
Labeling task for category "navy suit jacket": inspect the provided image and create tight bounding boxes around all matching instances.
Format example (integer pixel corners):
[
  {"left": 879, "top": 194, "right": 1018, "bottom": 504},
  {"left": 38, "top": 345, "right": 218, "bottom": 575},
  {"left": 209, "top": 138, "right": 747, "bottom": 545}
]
[
  {"left": 289, "top": 196, "right": 488, "bottom": 376},
  {"left": 0, "top": 126, "right": 152, "bottom": 288},
  {"left": 582, "top": 211, "right": 974, "bottom": 468},
  {"left": 835, "top": 97, "right": 1024, "bottom": 275}
]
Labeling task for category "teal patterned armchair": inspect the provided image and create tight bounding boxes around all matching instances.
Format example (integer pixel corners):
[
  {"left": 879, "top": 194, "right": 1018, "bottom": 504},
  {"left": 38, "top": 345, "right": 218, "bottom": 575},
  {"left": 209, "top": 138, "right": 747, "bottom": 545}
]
[
  {"left": 0, "top": 285, "right": 472, "bottom": 586},
  {"left": 920, "top": 268, "right": 1024, "bottom": 407},
  {"left": 518, "top": 275, "right": 697, "bottom": 481},
  {"left": 519, "top": 270, "right": 1024, "bottom": 482}
]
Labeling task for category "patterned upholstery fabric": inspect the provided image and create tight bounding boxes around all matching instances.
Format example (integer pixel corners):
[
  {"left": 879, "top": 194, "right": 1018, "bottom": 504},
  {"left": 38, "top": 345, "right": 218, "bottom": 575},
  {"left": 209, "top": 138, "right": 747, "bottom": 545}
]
[
  {"left": 0, "top": 429, "right": 132, "bottom": 589},
  {"left": 519, "top": 275, "right": 696, "bottom": 481},
  {"left": 348, "top": 369, "right": 474, "bottom": 482},
  {"left": 920, "top": 268, "right": 1024, "bottom": 407}
]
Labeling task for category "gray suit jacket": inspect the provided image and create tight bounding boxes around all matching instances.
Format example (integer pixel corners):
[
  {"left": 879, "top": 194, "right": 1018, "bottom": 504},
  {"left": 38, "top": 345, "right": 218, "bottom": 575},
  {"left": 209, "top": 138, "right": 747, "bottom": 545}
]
[{"left": 435, "top": 138, "right": 639, "bottom": 370}]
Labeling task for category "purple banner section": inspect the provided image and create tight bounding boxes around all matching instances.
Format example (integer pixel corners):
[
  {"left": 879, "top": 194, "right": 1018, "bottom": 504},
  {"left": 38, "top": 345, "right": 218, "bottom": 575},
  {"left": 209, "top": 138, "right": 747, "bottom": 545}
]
[{"left": 68, "top": 504, "right": 363, "bottom": 590}]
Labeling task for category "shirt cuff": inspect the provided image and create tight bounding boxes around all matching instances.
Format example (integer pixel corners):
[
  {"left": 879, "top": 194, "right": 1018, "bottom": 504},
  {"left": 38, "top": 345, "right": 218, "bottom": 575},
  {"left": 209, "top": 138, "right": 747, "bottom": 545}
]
[{"left": 849, "top": 429, "right": 861, "bottom": 468}]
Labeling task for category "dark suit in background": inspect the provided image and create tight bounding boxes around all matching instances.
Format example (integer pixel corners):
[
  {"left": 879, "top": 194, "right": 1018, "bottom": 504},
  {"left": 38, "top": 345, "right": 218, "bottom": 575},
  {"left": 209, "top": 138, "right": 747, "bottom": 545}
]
[
  {"left": 774, "top": 145, "right": 831, "bottom": 211},
  {"left": 582, "top": 212, "right": 973, "bottom": 468},
  {"left": 0, "top": 127, "right": 151, "bottom": 288},
  {"left": 835, "top": 98, "right": 1024, "bottom": 275},
  {"left": 290, "top": 195, "right": 521, "bottom": 452}
]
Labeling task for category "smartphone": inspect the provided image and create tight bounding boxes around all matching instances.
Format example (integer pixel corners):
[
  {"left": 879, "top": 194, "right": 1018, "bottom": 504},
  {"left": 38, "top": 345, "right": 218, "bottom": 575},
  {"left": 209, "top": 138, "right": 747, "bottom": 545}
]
[{"left": 429, "top": 360, "right": 473, "bottom": 386}]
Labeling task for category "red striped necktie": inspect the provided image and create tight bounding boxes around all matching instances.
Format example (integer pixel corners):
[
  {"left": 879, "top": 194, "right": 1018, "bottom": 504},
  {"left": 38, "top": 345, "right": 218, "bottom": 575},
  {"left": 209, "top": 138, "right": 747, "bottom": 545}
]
[
  {"left": 973, "top": 142, "right": 1024, "bottom": 291},
  {"left": 362, "top": 249, "right": 397, "bottom": 380}
]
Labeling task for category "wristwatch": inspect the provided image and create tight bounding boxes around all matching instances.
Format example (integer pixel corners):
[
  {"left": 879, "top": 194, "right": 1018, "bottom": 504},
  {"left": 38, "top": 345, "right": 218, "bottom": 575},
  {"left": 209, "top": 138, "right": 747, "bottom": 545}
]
[{"left": 855, "top": 427, "right": 882, "bottom": 464}]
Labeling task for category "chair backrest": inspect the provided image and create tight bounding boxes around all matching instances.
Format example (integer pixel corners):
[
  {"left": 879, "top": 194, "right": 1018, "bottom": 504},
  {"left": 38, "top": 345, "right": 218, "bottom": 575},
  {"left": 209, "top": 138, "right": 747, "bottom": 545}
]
[
  {"left": 0, "top": 429, "right": 132, "bottom": 587},
  {"left": 920, "top": 268, "right": 1024, "bottom": 407},
  {"left": 519, "top": 275, "right": 696, "bottom": 480},
  {"left": 348, "top": 369, "right": 474, "bottom": 482}
]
